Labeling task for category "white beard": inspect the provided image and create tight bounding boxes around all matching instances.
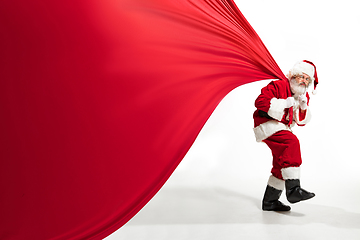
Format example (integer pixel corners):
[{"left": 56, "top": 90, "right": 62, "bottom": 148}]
[{"left": 290, "top": 78, "right": 306, "bottom": 98}]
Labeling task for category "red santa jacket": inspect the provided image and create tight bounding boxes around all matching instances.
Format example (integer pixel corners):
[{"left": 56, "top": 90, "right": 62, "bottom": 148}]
[{"left": 253, "top": 79, "right": 311, "bottom": 142}]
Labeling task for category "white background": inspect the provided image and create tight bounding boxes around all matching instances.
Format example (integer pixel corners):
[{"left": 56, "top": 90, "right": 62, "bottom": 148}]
[{"left": 107, "top": 0, "right": 360, "bottom": 239}]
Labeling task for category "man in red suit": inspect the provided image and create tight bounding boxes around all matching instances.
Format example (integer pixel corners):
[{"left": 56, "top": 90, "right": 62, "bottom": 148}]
[{"left": 253, "top": 60, "right": 318, "bottom": 211}]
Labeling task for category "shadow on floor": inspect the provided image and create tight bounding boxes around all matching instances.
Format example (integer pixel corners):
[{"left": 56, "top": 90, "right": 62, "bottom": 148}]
[{"left": 127, "top": 186, "right": 360, "bottom": 229}]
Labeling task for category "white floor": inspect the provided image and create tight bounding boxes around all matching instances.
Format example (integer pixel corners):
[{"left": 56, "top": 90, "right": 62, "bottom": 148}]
[
  {"left": 105, "top": 82, "right": 360, "bottom": 240},
  {"left": 106, "top": 182, "right": 360, "bottom": 240},
  {"left": 105, "top": 172, "right": 360, "bottom": 240}
]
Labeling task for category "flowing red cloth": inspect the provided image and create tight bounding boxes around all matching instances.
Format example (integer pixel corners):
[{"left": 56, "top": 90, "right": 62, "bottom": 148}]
[{"left": 1, "top": 0, "right": 287, "bottom": 239}]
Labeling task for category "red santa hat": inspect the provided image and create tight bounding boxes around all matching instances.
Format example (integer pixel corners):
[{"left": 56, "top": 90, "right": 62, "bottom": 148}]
[{"left": 290, "top": 60, "right": 319, "bottom": 94}]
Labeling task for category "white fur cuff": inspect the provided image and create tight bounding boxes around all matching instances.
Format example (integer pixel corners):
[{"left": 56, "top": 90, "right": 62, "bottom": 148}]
[
  {"left": 294, "top": 107, "right": 312, "bottom": 125},
  {"left": 268, "top": 98, "right": 287, "bottom": 121},
  {"left": 281, "top": 167, "right": 301, "bottom": 180},
  {"left": 253, "top": 120, "right": 290, "bottom": 142},
  {"left": 267, "top": 175, "right": 285, "bottom": 191}
]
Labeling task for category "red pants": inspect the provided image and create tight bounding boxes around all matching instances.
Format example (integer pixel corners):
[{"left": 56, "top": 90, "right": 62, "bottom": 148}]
[{"left": 263, "top": 130, "right": 302, "bottom": 180}]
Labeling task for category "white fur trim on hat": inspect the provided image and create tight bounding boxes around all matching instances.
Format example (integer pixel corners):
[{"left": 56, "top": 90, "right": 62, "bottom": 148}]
[
  {"left": 281, "top": 167, "right": 301, "bottom": 180},
  {"left": 312, "top": 86, "right": 317, "bottom": 95},
  {"left": 267, "top": 175, "right": 285, "bottom": 191},
  {"left": 290, "top": 61, "right": 315, "bottom": 82}
]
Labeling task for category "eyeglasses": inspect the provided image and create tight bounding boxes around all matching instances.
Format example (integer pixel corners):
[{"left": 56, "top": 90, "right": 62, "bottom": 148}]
[{"left": 295, "top": 75, "right": 311, "bottom": 83}]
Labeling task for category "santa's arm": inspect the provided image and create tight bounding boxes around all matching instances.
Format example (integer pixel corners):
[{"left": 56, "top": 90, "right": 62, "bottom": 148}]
[{"left": 255, "top": 82, "right": 289, "bottom": 121}]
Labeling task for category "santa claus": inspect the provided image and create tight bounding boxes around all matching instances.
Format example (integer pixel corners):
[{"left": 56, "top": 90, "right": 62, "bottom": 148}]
[{"left": 253, "top": 60, "right": 318, "bottom": 211}]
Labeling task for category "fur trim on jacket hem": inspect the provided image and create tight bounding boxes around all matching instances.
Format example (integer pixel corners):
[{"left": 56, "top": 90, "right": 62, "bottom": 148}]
[{"left": 253, "top": 120, "right": 292, "bottom": 142}]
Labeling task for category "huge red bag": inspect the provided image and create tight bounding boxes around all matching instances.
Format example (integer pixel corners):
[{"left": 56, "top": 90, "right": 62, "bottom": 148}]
[{"left": 0, "top": 0, "right": 286, "bottom": 239}]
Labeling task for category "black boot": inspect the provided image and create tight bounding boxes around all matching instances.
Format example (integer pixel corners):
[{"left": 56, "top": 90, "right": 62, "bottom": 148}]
[
  {"left": 285, "top": 179, "right": 315, "bottom": 204},
  {"left": 262, "top": 185, "right": 291, "bottom": 211}
]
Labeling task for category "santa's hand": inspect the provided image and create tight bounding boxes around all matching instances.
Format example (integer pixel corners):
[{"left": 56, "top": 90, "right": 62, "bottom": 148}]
[
  {"left": 299, "top": 94, "right": 308, "bottom": 110},
  {"left": 286, "top": 97, "right": 296, "bottom": 108}
]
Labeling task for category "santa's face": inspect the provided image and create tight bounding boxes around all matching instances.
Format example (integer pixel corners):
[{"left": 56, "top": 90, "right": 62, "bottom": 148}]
[
  {"left": 295, "top": 73, "right": 311, "bottom": 87},
  {"left": 290, "top": 73, "right": 311, "bottom": 96}
]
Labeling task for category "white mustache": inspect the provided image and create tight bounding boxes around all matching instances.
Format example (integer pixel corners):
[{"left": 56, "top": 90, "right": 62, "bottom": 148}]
[{"left": 290, "top": 80, "right": 307, "bottom": 96}]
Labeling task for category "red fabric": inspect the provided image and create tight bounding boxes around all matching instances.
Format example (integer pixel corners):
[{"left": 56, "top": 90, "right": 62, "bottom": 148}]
[
  {"left": 299, "top": 109, "right": 307, "bottom": 122},
  {"left": 263, "top": 131, "right": 302, "bottom": 180},
  {"left": 288, "top": 107, "right": 294, "bottom": 126},
  {"left": 1, "top": 0, "right": 287, "bottom": 239}
]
